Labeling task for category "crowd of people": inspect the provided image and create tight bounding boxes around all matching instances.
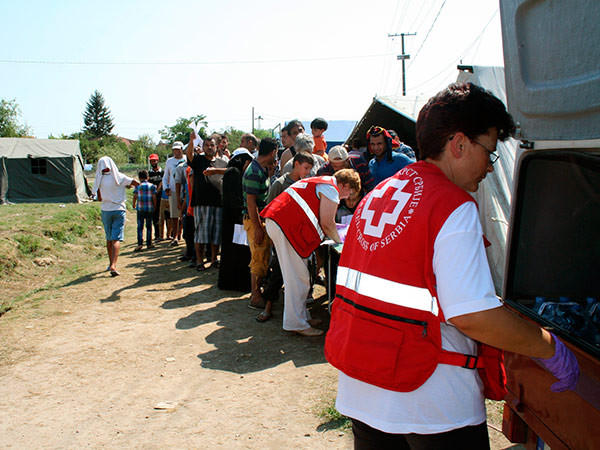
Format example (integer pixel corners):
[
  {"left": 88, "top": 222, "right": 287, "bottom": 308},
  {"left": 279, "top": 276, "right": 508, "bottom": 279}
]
[{"left": 92, "top": 84, "right": 579, "bottom": 449}]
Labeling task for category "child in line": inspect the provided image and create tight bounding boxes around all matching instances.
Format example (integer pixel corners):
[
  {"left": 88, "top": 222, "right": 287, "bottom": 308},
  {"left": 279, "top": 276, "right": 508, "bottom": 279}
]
[
  {"left": 132, "top": 170, "right": 157, "bottom": 252},
  {"left": 311, "top": 117, "right": 328, "bottom": 161}
]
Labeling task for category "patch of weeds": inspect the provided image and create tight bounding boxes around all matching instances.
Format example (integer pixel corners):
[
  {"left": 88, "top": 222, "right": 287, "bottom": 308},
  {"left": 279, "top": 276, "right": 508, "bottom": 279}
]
[
  {"left": 0, "top": 300, "right": 12, "bottom": 317},
  {"left": 316, "top": 398, "right": 351, "bottom": 432},
  {"left": 14, "top": 234, "right": 45, "bottom": 255},
  {"left": 0, "top": 238, "right": 19, "bottom": 276}
]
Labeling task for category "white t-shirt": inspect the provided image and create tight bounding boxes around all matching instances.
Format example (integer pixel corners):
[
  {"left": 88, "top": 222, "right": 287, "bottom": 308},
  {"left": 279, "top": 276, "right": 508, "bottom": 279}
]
[
  {"left": 315, "top": 183, "right": 339, "bottom": 204},
  {"left": 99, "top": 174, "right": 133, "bottom": 211},
  {"left": 335, "top": 201, "right": 502, "bottom": 434},
  {"left": 163, "top": 156, "right": 186, "bottom": 191}
]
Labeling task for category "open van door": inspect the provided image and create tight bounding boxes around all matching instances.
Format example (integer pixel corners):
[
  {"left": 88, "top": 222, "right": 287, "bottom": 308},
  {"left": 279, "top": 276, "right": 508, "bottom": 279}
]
[{"left": 500, "top": 1, "right": 600, "bottom": 449}]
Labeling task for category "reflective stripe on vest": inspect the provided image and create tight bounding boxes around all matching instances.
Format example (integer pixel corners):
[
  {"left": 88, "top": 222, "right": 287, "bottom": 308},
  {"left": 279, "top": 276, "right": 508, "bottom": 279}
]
[
  {"left": 286, "top": 188, "right": 325, "bottom": 241},
  {"left": 336, "top": 266, "right": 439, "bottom": 316}
]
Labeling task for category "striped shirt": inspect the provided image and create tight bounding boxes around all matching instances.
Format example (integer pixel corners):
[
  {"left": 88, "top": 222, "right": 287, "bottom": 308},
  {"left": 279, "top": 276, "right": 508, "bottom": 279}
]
[
  {"left": 133, "top": 181, "right": 156, "bottom": 212},
  {"left": 242, "top": 159, "right": 270, "bottom": 214}
]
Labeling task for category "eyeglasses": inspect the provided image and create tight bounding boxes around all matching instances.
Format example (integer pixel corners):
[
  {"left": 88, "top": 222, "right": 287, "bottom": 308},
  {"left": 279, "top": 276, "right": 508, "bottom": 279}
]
[{"left": 471, "top": 138, "right": 499, "bottom": 165}]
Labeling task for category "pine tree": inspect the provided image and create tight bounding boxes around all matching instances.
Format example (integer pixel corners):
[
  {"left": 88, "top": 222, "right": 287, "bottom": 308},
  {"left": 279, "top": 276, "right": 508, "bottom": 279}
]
[{"left": 83, "top": 90, "right": 115, "bottom": 138}]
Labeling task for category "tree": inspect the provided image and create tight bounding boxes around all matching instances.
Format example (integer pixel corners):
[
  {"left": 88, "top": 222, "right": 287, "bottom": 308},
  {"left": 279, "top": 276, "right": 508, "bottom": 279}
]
[
  {"left": 83, "top": 90, "right": 115, "bottom": 138},
  {"left": 222, "top": 127, "right": 273, "bottom": 150},
  {"left": 0, "top": 98, "right": 31, "bottom": 137},
  {"left": 129, "top": 134, "right": 156, "bottom": 164},
  {"left": 159, "top": 115, "right": 207, "bottom": 145}
]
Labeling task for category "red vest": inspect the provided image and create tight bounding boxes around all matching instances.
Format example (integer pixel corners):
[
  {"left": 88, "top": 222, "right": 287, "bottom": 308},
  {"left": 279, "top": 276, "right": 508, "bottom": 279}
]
[
  {"left": 261, "top": 176, "right": 338, "bottom": 258},
  {"left": 325, "top": 161, "right": 505, "bottom": 398}
]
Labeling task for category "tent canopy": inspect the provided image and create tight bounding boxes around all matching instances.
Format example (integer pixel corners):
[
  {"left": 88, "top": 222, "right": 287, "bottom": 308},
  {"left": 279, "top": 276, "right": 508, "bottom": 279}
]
[{"left": 346, "top": 96, "right": 418, "bottom": 155}]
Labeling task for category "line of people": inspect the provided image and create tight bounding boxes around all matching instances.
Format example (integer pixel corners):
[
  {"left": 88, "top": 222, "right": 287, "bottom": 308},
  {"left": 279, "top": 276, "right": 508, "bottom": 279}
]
[{"left": 96, "top": 119, "right": 416, "bottom": 336}]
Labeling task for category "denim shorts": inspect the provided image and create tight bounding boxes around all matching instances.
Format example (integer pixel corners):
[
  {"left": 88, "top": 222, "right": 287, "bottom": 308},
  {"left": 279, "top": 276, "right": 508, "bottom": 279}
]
[{"left": 101, "top": 210, "right": 126, "bottom": 241}]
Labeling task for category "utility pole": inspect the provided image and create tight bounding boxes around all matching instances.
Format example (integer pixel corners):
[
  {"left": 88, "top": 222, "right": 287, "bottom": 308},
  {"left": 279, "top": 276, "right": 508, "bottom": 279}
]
[
  {"left": 388, "top": 32, "right": 416, "bottom": 96},
  {"left": 252, "top": 107, "right": 255, "bottom": 133}
]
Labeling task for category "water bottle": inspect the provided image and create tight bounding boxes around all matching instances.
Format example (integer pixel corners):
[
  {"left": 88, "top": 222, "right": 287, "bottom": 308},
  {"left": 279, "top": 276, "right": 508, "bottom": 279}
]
[
  {"left": 532, "top": 296, "right": 545, "bottom": 314},
  {"left": 540, "top": 302, "right": 585, "bottom": 334}
]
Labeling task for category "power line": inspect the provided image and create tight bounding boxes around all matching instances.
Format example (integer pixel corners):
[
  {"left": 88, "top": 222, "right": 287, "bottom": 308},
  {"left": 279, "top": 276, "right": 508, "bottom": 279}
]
[
  {"left": 406, "top": 0, "right": 432, "bottom": 34},
  {"left": 413, "top": 0, "right": 441, "bottom": 36},
  {"left": 0, "top": 53, "right": 394, "bottom": 66},
  {"left": 408, "top": 9, "right": 500, "bottom": 93},
  {"left": 407, "top": 0, "right": 447, "bottom": 70}
]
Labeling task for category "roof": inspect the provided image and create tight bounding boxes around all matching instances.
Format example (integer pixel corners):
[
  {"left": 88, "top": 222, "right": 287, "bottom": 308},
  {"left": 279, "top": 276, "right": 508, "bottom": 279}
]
[
  {"left": 347, "top": 96, "right": 418, "bottom": 151},
  {"left": 0, "top": 138, "right": 82, "bottom": 159},
  {"left": 300, "top": 120, "right": 358, "bottom": 142}
]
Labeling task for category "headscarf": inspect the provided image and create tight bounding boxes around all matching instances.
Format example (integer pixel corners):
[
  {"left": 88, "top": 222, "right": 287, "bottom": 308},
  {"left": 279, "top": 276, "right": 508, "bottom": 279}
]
[
  {"left": 227, "top": 150, "right": 253, "bottom": 172},
  {"left": 366, "top": 125, "right": 401, "bottom": 163},
  {"left": 91, "top": 156, "right": 128, "bottom": 195}
]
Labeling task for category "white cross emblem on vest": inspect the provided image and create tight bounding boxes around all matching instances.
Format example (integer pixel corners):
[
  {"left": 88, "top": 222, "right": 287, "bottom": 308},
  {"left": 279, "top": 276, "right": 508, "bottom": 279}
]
[{"left": 361, "top": 178, "right": 411, "bottom": 238}]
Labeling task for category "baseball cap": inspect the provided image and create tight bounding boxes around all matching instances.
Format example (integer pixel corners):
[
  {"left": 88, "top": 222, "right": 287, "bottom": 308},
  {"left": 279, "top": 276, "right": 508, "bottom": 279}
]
[
  {"left": 148, "top": 153, "right": 159, "bottom": 160},
  {"left": 172, "top": 141, "right": 184, "bottom": 150},
  {"left": 328, "top": 145, "right": 348, "bottom": 162}
]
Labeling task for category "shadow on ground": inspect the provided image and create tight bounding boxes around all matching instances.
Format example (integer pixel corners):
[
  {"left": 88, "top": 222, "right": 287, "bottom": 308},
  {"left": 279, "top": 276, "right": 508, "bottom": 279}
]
[{"left": 177, "top": 292, "right": 332, "bottom": 375}]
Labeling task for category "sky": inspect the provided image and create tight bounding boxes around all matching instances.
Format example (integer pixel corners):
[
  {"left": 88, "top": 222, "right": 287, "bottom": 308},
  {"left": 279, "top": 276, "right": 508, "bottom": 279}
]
[{"left": 1, "top": 0, "right": 504, "bottom": 142}]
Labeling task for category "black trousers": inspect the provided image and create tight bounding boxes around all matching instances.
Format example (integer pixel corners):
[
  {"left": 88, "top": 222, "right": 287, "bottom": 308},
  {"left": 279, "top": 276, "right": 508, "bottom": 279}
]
[
  {"left": 262, "top": 249, "right": 283, "bottom": 303},
  {"left": 182, "top": 214, "right": 196, "bottom": 259},
  {"left": 352, "top": 419, "right": 490, "bottom": 450}
]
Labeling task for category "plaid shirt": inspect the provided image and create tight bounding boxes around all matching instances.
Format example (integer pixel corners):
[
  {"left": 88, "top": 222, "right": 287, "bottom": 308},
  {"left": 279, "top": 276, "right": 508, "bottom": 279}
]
[
  {"left": 133, "top": 181, "right": 157, "bottom": 212},
  {"left": 317, "top": 154, "right": 375, "bottom": 192}
]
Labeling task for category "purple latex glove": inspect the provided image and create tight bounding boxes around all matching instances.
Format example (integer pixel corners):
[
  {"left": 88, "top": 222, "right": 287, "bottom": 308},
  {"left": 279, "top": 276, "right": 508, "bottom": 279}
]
[{"left": 534, "top": 333, "right": 579, "bottom": 392}]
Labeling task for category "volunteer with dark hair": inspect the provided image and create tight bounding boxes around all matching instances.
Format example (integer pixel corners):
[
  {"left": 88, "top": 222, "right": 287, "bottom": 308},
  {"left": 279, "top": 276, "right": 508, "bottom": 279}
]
[
  {"left": 367, "top": 125, "right": 413, "bottom": 185},
  {"left": 326, "top": 83, "right": 579, "bottom": 449},
  {"left": 261, "top": 169, "right": 361, "bottom": 337}
]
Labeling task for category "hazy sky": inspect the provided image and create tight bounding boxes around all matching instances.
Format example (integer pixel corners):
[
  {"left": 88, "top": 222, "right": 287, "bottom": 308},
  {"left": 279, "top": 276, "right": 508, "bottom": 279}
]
[{"left": 1, "top": 0, "right": 503, "bottom": 141}]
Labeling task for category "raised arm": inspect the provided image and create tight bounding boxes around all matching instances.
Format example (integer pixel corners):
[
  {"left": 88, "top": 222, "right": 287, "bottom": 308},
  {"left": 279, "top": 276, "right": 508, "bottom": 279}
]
[{"left": 186, "top": 131, "right": 196, "bottom": 163}]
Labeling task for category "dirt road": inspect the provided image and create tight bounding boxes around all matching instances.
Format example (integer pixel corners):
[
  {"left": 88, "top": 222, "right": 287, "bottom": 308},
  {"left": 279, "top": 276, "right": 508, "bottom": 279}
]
[{"left": 0, "top": 217, "right": 518, "bottom": 449}]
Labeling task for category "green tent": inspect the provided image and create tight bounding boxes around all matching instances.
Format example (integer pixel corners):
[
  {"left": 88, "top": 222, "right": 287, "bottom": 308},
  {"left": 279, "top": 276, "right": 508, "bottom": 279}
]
[{"left": 0, "top": 138, "right": 90, "bottom": 204}]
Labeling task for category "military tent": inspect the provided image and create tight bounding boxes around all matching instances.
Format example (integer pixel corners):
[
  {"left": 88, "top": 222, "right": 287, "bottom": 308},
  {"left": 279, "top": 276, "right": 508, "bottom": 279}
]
[{"left": 0, "top": 138, "right": 90, "bottom": 204}]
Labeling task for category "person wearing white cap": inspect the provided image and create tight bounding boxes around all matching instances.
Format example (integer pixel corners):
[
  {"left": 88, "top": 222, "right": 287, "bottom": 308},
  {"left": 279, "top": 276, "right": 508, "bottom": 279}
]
[
  {"left": 162, "top": 141, "right": 186, "bottom": 245},
  {"left": 317, "top": 145, "right": 375, "bottom": 193}
]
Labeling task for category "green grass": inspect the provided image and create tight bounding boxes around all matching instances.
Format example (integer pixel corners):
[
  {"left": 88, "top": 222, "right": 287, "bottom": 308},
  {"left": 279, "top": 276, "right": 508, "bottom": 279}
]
[
  {"left": 0, "top": 201, "right": 107, "bottom": 316},
  {"left": 317, "top": 398, "right": 351, "bottom": 432}
]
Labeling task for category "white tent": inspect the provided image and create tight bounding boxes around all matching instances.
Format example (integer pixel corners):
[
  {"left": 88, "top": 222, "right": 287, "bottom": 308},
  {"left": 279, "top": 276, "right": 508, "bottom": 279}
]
[{"left": 457, "top": 66, "right": 521, "bottom": 294}]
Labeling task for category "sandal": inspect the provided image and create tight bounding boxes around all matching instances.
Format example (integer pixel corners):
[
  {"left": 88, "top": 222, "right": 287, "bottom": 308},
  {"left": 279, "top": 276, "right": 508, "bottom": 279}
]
[
  {"left": 110, "top": 269, "right": 120, "bottom": 277},
  {"left": 295, "top": 327, "right": 324, "bottom": 337},
  {"left": 308, "top": 318, "right": 322, "bottom": 327},
  {"left": 248, "top": 299, "right": 266, "bottom": 310},
  {"left": 255, "top": 311, "right": 272, "bottom": 323},
  {"left": 196, "top": 263, "right": 207, "bottom": 272},
  {"left": 210, "top": 260, "right": 220, "bottom": 269},
  {"left": 134, "top": 246, "right": 143, "bottom": 252}
]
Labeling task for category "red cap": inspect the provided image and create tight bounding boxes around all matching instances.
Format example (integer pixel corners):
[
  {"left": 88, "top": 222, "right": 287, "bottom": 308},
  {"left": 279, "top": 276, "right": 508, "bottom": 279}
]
[{"left": 149, "top": 154, "right": 159, "bottom": 160}]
